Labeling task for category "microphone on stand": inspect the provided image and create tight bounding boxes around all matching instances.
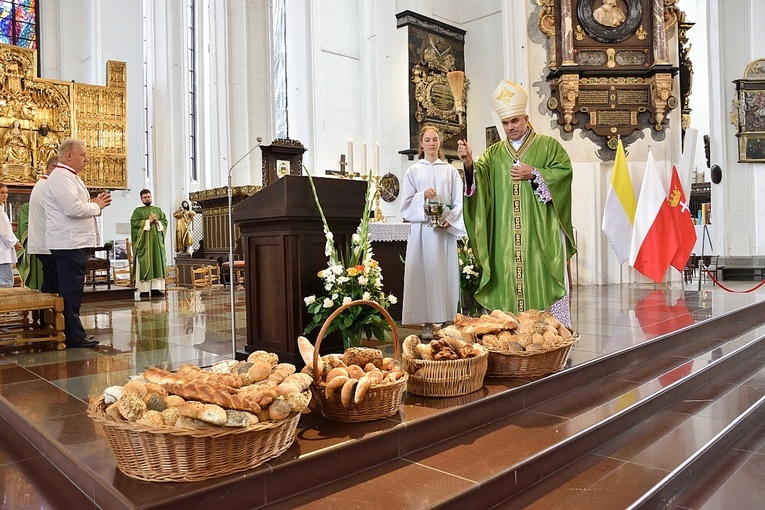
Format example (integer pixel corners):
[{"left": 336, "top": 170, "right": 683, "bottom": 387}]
[{"left": 227, "top": 136, "right": 263, "bottom": 358}]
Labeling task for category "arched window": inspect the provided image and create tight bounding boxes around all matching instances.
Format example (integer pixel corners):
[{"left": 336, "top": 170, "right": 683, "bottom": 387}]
[{"left": 0, "top": 0, "right": 38, "bottom": 49}]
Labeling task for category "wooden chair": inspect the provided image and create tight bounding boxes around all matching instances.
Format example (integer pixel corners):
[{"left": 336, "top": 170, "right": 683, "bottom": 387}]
[
  {"left": 112, "top": 239, "right": 133, "bottom": 288},
  {"left": 191, "top": 266, "right": 211, "bottom": 288},
  {"left": 206, "top": 265, "right": 220, "bottom": 286},
  {"left": 701, "top": 255, "right": 721, "bottom": 285},
  {"left": 85, "top": 243, "right": 113, "bottom": 289},
  {"left": 165, "top": 266, "right": 178, "bottom": 288}
]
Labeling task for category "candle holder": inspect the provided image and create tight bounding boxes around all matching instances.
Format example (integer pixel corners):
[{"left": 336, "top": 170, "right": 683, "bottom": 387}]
[{"left": 372, "top": 175, "right": 385, "bottom": 222}]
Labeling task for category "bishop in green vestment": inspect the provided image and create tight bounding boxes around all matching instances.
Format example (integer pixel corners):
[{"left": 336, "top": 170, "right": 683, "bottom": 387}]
[
  {"left": 131, "top": 189, "right": 168, "bottom": 297},
  {"left": 458, "top": 81, "right": 576, "bottom": 326}
]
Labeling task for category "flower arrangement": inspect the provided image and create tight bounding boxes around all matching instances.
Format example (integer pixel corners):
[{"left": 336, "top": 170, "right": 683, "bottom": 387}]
[
  {"left": 457, "top": 237, "right": 482, "bottom": 316},
  {"left": 303, "top": 169, "right": 397, "bottom": 349}
]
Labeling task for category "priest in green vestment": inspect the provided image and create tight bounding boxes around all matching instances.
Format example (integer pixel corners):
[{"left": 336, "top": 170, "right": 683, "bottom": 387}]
[
  {"left": 16, "top": 202, "right": 43, "bottom": 290},
  {"left": 131, "top": 189, "right": 168, "bottom": 298},
  {"left": 457, "top": 80, "right": 576, "bottom": 326}
]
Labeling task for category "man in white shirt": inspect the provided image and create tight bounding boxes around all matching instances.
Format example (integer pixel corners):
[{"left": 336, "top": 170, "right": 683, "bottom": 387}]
[
  {"left": 44, "top": 139, "right": 112, "bottom": 348},
  {"left": 28, "top": 155, "right": 59, "bottom": 293}
]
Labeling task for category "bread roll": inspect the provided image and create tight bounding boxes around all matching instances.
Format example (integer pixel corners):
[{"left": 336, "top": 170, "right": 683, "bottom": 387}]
[
  {"left": 354, "top": 375, "right": 372, "bottom": 405},
  {"left": 342, "top": 347, "right": 383, "bottom": 368},
  {"left": 178, "top": 402, "right": 227, "bottom": 426},
  {"left": 247, "top": 361, "right": 272, "bottom": 383},
  {"left": 225, "top": 409, "right": 252, "bottom": 427},
  {"left": 176, "top": 415, "right": 210, "bottom": 429},
  {"left": 415, "top": 343, "right": 434, "bottom": 360},
  {"left": 164, "top": 395, "right": 185, "bottom": 408},
  {"left": 402, "top": 335, "right": 421, "bottom": 359},
  {"left": 105, "top": 402, "right": 122, "bottom": 421},
  {"left": 117, "top": 394, "right": 146, "bottom": 422},
  {"left": 281, "top": 373, "right": 312, "bottom": 392},
  {"left": 340, "top": 378, "right": 359, "bottom": 408},
  {"left": 297, "top": 336, "right": 315, "bottom": 365},
  {"left": 137, "top": 410, "right": 164, "bottom": 426},
  {"left": 284, "top": 391, "right": 310, "bottom": 413},
  {"left": 267, "top": 398, "right": 292, "bottom": 421},
  {"left": 325, "top": 375, "right": 350, "bottom": 402},
  {"left": 123, "top": 380, "right": 147, "bottom": 398},
  {"left": 346, "top": 364, "right": 366, "bottom": 380},
  {"left": 247, "top": 350, "right": 279, "bottom": 367},
  {"left": 325, "top": 367, "right": 349, "bottom": 382},
  {"left": 161, "top": 407, "right": 180, "bottom": 426},
  {"left": 144, "top": 393, "right": 167, "bottom": 412},
  {"left": 103, "top": 386, "right": 123, "bottom": 405}
]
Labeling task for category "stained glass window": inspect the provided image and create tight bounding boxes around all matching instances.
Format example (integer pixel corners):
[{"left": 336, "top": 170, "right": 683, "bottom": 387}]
[{"left": 0, "top": 0, "right": 38, "bottom": 49}]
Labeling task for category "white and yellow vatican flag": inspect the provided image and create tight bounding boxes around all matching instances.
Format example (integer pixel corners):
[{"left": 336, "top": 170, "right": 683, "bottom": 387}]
[{"left": 601, "top": 138, "right": 637, "bottom": 265}]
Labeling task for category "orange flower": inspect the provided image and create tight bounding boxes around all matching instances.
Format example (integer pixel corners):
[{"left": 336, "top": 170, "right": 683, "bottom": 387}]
[
  {"left": 355, "top": 265, "right": 365, "bottom": 272},
  {"left": 347, "top": 267, "right": 359, "bottom": 276},
  {"left": 317, "top": 270, "right": 324, "bottom": 278},
  {"left": 369, "top": 260, "right": 378, "bottom": 268}
]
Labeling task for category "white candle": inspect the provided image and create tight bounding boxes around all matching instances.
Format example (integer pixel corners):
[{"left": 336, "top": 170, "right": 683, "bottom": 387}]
[
  {"left": 361, "top": 143, "right": 367, "bottom": 175},
  {"left": 374, "top": 143, "right": 380, "bottom": 176},
  {"left": 348, "top": 140, "right": 354, "bottom": 174}
]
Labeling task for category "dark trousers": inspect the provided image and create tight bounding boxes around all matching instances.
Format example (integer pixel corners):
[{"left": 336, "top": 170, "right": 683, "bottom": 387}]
[
  {"left": 38, "top": 253, "right": 59, "bottom": 294},
  {"left": 51, "top": 248, "right": 88, "bottom": 342}
]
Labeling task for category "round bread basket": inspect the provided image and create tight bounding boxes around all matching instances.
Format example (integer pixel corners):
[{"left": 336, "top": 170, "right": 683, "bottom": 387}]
[
  {"left": 485, "top": 331, "right": 579, "bottom": 378},
  {"left": 311, "top": 299, "right": 407, "bottom": 422},
  {"left": 403, "top": 349, "right": 488, "bottom": 397},
  {"left": 88, "top": 396, "right": 301, "bottom": 482}
]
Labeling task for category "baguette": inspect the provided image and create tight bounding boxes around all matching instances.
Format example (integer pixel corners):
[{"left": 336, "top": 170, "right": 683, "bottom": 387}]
[
  {"left": 163, "top": 381, "right": 263, "bottom": 413},
  {"left": 143, "top": 367, "right": 243, "bottom": 390}
]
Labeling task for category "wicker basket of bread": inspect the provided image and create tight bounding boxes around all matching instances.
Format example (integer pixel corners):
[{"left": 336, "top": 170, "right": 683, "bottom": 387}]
[
  {"left": 401, "top": 329, "right": 489, "bottom": 397},
  {"left": 301, "top": 299, "right": 408, "bottom": 422},
  {"left": 449, "top": 309, "right": 577, "bottom": 378},
  {"left": 88, "top": 352, "right": 311, "bottom": 482}
]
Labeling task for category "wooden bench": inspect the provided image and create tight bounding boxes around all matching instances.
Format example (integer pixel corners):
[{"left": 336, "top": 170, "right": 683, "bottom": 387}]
[
  {"left": 0, "top": 288, "right": 65, "bottom": 350},
  {"left": 721, "top": 266, "right": 765, "bottom": 281}
]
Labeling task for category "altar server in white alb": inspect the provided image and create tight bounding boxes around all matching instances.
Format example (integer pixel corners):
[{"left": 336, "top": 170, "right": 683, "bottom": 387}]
[{"left": 400, "top": 125, "right": 466, "bottom": 338}]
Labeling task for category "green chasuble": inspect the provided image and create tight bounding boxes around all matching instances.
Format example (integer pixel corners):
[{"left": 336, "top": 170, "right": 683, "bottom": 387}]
[
  {"left": 464, "top": 129, "right": 576, "bottom": 315},
  {"left": 130, "top": 205, "right": 168, "bottom": 281},
  {"left": 16, "top": 203, "right": 43, "bottom": 290}
]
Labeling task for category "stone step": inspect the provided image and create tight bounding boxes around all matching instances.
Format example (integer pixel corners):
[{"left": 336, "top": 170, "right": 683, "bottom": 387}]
[
  {"left": 501, "top": 354, "right": 765, "bottom": 508},
  {"left": 2, "top": 299, "right": 765, "bottom": 509},
  {"left": 262, "top": 303, "right": 765, "bottom": 508}
]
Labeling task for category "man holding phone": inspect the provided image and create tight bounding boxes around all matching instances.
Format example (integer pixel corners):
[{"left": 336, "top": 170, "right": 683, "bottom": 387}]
[{"left": 44, "top": 138, "right": 112, "bottom": 348}]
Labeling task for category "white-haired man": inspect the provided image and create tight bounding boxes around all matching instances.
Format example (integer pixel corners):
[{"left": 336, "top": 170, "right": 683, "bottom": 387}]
[{"left": 44, "top": 139, "right": 112, "bottom": 348}]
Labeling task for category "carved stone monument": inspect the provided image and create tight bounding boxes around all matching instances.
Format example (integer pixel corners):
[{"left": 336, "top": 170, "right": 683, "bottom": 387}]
[{"left": 538, "top": 0, "right": 683, "bottom": 151}]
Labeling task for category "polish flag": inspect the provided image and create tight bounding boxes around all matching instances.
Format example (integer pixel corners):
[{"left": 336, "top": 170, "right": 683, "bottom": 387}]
[
  {"left": 629, "top": 152, "right": 678, "bottom": 283},
  {"left": 602, "top": 138, "right": 636, "bottom": 265},
  {"left": 667, "top": 165, "right": 697, "bottom": 271}
]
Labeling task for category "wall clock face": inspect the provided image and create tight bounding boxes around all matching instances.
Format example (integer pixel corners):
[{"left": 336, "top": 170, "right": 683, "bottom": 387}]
[{"left": 380, "top": 173, "right": 400, "bottom": 202}]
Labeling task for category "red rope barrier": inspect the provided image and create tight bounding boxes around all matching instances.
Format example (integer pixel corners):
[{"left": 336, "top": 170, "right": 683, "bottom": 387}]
[{"left": 701, "top": 267, "right": 765, "bottom": 293}]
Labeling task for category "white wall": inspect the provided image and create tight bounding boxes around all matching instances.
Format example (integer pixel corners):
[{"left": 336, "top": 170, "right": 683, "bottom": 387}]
[
  {"left": 39, "top": 0, "right": 763, "bottom": 277},
  {"left": 39, "top": 0, "right": 146, "bottom": 250}
]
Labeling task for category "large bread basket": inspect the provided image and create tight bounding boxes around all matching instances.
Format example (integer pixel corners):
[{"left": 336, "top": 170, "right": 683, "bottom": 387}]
[
  {"left": 88, "top": 396, "right": 301, "bottom": 482},
  {"left": 310, "top": 299, "right": 407, "bottom": 422},
  {"left": 486, "top": 331, "right": 579, "bottom": 378}
]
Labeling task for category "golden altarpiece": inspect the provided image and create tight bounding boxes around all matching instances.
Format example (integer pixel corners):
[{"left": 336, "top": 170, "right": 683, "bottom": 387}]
[
  {"left": 537, "top": 0, "right": 684, "bottom": 151},
  {"left": 0, "top": 42, "right": 127, "bottom": 224}
]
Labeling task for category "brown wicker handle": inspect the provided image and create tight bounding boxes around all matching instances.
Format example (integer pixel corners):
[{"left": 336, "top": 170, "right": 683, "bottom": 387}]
[{"left": 311, "top": 299, "right": 400, "bottom": 384}]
